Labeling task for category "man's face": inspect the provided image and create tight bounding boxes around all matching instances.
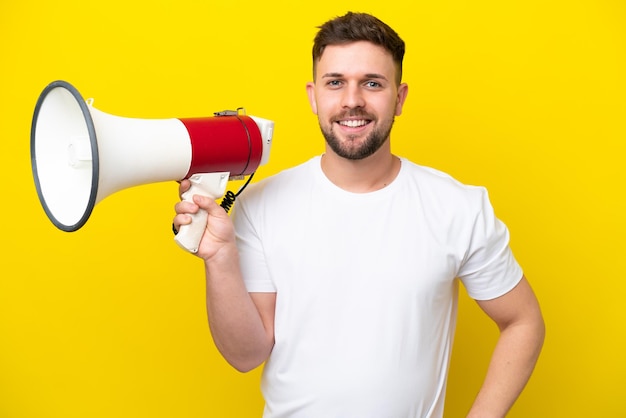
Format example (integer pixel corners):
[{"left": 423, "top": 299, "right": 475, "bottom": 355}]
[{"left": 306, "top": 41, "right": 408, "bottom": 160}]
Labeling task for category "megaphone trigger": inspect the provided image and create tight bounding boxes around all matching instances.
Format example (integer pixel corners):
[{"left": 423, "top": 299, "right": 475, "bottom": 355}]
[{"left": 174, "top": 172, "right": 230, "bottom": 253}]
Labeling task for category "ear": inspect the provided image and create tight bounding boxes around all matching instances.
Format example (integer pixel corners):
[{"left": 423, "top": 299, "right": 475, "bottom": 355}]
[
  {"left": 394, "top": 83, "right": 409, "bottom": 116},
  {"left": 306, "top": 82, "right": 318, "bottom": 115}
]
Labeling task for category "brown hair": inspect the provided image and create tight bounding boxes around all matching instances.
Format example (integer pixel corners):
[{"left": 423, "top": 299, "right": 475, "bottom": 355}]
[{"left": 312, "top": 12, "right": 405, "bottom": 84}]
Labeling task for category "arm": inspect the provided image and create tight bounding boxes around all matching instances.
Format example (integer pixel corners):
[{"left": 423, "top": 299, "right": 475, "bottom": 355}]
[
  {"left": 467, "top": 275, "right": 545, "bottom": 418},
  {"left": 174, "top": 181, "right": 275, "bottom": 372}
]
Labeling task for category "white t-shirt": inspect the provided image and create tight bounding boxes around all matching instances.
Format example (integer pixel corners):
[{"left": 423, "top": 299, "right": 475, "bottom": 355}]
[{"left": 233, "top": 156, "right": 523, "bottom": 418}]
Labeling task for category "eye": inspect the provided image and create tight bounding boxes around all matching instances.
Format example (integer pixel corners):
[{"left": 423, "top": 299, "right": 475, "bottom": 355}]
[
  {"left": 364, "top": 80, "right": 382, "bottom": 88},
  {"left": 326, "top": 79, "right": 343, "bottom": 88}
]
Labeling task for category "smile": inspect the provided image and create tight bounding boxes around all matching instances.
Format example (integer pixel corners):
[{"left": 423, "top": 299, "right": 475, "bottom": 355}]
[{"left": 338, "top": 119, "right": 370, "bottom": 128}]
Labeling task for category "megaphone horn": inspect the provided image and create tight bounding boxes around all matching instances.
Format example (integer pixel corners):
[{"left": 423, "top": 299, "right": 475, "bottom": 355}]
[{"left": 31, "top": 80, "right": 274, "bottom": 253}]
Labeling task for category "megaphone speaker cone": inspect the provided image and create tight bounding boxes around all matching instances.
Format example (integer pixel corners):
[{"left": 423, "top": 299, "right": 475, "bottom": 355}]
[{"left": 31, "top": 80, "right": 99, "bottom": 232}]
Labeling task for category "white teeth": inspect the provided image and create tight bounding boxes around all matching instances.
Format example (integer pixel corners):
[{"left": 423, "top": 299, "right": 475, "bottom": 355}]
[{"left": 339, "top": 120, "right": 368, "bottom": 128}]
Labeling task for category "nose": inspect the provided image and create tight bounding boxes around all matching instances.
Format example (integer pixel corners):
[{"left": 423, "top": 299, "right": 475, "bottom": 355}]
[{"left": 341, "top": 84, "right": 365, "bottom": 109}]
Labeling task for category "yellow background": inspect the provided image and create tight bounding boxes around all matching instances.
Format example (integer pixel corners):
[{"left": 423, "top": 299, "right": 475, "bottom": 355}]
[{"left": 1, "top": 0, "right": 625, "bottom": 416}]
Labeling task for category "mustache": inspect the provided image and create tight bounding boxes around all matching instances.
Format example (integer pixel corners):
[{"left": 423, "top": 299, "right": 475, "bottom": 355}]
[{"left": 331, "top": 109, "right": 375, "bottom": 122}]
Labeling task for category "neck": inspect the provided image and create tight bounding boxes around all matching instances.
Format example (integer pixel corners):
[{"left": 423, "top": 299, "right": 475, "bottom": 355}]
[{"left": 320, "top": 147, "right": 401, "bottom": 193}]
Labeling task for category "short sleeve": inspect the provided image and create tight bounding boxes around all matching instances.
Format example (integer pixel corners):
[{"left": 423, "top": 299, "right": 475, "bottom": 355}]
[{"left": 458, "top": 189, "right": 523, "bottom": 300}]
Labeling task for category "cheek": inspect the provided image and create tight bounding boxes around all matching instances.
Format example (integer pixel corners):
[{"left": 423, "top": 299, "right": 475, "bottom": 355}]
[
  {"left": 312, "top": 93, "right": 330, "bottom": 114},
  {"left": 308, "top": 87, "right": 341, "bottom": 118},
  {"left": 379, "top": 96, "right": 401, "bottom": 117}
]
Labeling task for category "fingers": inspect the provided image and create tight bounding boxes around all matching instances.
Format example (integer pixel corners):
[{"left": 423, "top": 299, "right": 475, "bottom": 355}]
[
  {"left": 175, "top": 198, "right": 198, "bottom": 213},
  {"left": 173, "top": 213, "right": 191, "bottom": 233},
  {"left": 174, "top": 179, "right": 230, "bottom": 237},
  {"left": 178, "top": 178, "right": 192, "bottom": 199},
  {"left": 174, "top": 181, "right": 198, "bottom": 232},
  {"left": 174, "top": 194, "right": 223, "bottom": 232}
]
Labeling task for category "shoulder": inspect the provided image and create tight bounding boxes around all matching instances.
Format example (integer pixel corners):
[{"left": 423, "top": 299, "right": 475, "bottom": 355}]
[
  {"left": 253, "top": 157, "right": 317, "bottom": 193},
  {"left": 235, "top": 157, "right": 318, "bottom": 210},
  {"left": 399, "top": 159, "right": 488, "bottom": 210}
]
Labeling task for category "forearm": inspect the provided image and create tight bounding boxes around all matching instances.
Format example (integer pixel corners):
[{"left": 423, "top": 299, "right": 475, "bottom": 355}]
[
  {"left": 467, "top": 319, "right": 545, "bottom": 417},
  {"left": 204, "top": 244, "right": 274, "bottom": 372}
]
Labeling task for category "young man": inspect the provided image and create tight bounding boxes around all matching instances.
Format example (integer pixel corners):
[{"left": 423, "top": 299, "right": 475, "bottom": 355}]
[{"left": 174, "top": 12, "right": 545, "bottom": 418}]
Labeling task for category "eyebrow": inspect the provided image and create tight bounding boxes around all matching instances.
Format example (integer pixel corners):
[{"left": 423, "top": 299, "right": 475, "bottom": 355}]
[{"left": 321, "top": 72, "right": 389, "bottom": 81}]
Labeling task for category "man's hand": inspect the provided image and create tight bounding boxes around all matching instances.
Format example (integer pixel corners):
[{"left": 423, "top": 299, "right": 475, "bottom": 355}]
[{"left": 173, "top": 179, "right": 236, "bottom": 261}]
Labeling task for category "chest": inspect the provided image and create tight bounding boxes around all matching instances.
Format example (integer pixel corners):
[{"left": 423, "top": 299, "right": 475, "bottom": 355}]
[{"left": 265, "top": 190, "right": 462, "bottom": 300}]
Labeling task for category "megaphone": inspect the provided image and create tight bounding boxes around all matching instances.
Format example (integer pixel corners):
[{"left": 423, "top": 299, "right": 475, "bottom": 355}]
[{"left": 31, "top": 80, "right": 274, "bottom": 253}]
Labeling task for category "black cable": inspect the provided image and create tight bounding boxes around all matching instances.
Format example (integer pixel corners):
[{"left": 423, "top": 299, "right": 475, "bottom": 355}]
[{"left": 220, "top": 172, "right": 255, "bottom": 213}]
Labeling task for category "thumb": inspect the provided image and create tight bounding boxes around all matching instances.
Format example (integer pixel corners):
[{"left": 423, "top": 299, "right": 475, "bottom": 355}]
[{"left": 193, "top": 194, "right": 227, "bottom": 218}]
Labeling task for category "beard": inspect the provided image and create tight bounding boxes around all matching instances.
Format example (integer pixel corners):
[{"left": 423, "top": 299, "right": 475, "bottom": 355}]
[{"left": 319, "top": 111, "right": 395, "bottom": 160}]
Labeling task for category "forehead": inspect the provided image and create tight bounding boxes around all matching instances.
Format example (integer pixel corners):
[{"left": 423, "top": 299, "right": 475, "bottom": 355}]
[{"left": 315, "top": 41, "right": 396, "bottom": 79}]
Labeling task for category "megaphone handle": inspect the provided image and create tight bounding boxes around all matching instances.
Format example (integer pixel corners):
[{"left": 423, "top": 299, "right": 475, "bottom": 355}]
[{"left": 174, "top": 172, "right": 230, "bottom": 253}]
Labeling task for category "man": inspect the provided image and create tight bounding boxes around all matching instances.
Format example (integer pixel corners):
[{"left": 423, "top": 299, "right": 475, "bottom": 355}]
[{"left": 174, "top": 12, "right": 545, "bottom": 418}]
